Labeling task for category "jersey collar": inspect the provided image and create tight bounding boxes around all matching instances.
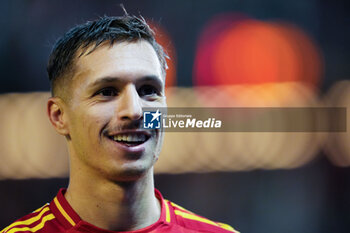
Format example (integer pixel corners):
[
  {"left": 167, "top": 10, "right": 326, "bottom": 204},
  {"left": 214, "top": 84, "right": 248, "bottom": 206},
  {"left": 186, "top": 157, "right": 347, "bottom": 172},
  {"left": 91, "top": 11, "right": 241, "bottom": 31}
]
[{"left": 50, "top": 188, "right": 171, "bottom": 232}]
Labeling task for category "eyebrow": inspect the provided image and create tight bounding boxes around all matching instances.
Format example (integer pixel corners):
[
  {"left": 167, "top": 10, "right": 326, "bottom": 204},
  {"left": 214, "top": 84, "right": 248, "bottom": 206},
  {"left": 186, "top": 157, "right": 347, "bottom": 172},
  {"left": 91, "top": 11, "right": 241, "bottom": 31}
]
[{"left": 88, "top": 75, "right": 164, "bottom": 90}]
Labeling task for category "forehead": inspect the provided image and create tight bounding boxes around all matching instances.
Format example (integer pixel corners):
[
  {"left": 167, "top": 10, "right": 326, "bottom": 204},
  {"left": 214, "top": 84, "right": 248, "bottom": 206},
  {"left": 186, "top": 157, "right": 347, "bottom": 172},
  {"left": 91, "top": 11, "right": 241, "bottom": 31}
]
[{"left": 73, "top": 40, "right": 163, "bottom": 86}]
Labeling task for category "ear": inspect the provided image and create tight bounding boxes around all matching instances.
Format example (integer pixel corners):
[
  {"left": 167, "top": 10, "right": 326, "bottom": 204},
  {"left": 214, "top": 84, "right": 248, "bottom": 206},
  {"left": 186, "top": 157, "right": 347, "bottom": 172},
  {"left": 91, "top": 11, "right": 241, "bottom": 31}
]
[{"left": 47, "top": 97, "right": 70, "bottom": 136}]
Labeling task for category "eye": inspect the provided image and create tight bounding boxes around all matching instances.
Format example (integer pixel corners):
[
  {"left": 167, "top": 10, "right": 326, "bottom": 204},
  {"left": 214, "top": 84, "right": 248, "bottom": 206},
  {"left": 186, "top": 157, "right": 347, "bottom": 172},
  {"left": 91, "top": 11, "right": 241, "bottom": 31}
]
[
  {"left": 95, "top": 87, "right": 119, "bottom": 97},
  {"left": 138, "top": 85, "right": 159, "bottom": 97}
]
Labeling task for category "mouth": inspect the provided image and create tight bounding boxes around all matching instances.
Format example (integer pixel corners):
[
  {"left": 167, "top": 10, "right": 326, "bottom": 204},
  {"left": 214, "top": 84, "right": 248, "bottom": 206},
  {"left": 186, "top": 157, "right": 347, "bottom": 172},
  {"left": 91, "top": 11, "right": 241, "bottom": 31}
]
[{"left": 107, "top": 131, "right": 151, "bottom": 147}]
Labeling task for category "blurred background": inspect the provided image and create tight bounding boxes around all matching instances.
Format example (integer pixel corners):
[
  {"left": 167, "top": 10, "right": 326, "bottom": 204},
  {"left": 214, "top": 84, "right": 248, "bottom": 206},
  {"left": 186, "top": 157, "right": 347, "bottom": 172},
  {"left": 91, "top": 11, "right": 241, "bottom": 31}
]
[{"left": 0, "top": 0, "right": 349, "bottom": 232}]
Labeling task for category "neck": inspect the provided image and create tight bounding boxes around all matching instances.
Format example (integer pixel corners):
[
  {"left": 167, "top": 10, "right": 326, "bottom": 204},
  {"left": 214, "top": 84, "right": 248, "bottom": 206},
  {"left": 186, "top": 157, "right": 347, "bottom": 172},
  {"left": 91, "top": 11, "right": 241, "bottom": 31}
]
[{"left": 65, "top": 166, "right": 161, "bottom": 231}]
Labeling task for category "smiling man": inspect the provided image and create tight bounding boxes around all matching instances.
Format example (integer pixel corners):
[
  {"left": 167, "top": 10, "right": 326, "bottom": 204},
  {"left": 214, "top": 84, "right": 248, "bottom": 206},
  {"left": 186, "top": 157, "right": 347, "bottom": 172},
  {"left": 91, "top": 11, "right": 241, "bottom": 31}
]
[{"left": 1, "top": 14, "right": 238, "bottom": 233}]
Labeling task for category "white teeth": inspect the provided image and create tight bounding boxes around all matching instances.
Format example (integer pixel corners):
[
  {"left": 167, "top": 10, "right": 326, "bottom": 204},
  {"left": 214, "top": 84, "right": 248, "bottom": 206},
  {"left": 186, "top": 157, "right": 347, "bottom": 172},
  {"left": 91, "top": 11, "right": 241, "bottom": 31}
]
[
  {"left": 113, "top": 135, "right": 122, "bottom": 141},
  {"left": 111, "top": 134, "right": 147, "bottom": 143}
]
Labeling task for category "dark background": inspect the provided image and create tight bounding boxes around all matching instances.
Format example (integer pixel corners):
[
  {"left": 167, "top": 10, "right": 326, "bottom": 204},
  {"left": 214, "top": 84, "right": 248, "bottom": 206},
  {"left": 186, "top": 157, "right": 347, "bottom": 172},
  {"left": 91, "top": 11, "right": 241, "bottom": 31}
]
[{"left": 0, "top": 1, "right": 349, "bottom": 232}]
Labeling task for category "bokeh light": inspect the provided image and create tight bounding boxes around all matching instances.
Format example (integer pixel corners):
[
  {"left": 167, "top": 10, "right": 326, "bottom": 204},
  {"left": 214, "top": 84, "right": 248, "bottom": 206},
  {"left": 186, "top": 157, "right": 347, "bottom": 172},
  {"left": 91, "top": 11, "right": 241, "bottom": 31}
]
[
  {"left": 194, "top": 14, "right": 323, "bottom": 88},
  {"left": 193, "top": 13, "right": 248, "bottom": 86},
  {"left": 0, "top": 93, "right": 69, "bottom": 179}
]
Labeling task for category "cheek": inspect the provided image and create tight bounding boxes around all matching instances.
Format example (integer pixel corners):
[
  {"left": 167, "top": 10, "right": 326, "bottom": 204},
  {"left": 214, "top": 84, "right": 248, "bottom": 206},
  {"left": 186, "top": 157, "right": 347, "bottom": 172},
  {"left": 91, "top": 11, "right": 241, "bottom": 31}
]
[
  {"left": 153, "top": 130, "right": 164, "bottom": 159},
  {"left": 69, "top": 107, "right": 108, "bottom": 141},
  {"left": 88, "top": 104, "right": 117, "bottom": 134}
]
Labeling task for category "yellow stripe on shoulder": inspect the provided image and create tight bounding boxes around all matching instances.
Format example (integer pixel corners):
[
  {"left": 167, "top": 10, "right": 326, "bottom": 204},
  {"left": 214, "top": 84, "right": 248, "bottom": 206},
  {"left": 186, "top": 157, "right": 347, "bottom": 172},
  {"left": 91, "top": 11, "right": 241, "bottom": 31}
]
[
  {"left": 166, "top": 201, "right": 195, "bottom": 214},
  {"left": 217, "top": 222, "right": 240, "bottom": 233},
  {"left": 174, "top": 210, "right": 219, "bottom": 227},
  {"left": 5, "top": 214, "right": 55, "bottom": 233},
  {"left": 32, "top": 204, "right": 49, "bottom": 213},
  {"left": 174, "top": 210, "right": 240, "bottom": 233},
  {"left": 1, "top": 205, "right": 50, "bottom": 233}
]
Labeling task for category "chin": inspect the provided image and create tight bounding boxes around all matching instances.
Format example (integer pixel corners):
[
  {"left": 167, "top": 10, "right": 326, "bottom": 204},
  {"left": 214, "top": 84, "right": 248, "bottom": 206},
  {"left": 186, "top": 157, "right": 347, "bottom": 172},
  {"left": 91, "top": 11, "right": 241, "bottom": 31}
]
[{"left": 103, "top": 161, "right": 155, "bottom": 183}]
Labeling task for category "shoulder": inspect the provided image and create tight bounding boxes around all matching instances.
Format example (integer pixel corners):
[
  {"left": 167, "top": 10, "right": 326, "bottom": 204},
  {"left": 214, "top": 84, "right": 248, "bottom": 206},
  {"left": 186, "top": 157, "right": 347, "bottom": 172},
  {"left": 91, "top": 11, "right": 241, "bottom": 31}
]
[
  {"left": 1, "top": 204, "right": 57, "bottom": 233},
  {"left": 166, "top": 200, "right": 240, "bottom": 233}
]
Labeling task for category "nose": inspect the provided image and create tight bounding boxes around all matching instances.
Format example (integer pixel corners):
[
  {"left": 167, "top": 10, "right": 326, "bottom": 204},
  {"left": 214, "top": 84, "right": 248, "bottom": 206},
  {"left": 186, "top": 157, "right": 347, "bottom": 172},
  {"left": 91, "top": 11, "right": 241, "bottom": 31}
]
[{"left": 117, "top": 84, "right": 143, "bottom": 121}]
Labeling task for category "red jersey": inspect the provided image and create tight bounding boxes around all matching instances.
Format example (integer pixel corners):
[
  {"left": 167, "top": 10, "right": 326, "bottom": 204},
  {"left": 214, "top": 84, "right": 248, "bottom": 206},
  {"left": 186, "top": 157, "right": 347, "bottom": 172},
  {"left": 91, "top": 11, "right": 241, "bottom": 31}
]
[{"left": 1, "top": 189, "right": 239, "bottom": 233}]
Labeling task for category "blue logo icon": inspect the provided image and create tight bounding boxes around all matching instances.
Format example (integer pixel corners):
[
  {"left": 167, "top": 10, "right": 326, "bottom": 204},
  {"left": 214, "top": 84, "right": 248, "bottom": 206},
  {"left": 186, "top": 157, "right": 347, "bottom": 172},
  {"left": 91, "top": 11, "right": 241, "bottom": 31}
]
[{"left": 143, "top": 110, "right": 162, "bottom": 129}]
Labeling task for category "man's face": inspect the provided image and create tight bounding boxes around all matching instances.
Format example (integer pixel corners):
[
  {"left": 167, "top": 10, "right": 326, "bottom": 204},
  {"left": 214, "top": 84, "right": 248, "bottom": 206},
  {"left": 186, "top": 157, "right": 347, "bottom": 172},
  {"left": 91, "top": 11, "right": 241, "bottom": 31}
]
[{"left": 63, "top": 41, "right": 166, "bottom": 181}]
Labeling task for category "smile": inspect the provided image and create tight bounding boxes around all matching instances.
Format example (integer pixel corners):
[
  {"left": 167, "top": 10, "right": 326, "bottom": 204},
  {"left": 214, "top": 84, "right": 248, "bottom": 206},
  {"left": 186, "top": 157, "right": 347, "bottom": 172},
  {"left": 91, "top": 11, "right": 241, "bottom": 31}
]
[{"left": 107, "top": 131, "right": 151, "bottom": 147}]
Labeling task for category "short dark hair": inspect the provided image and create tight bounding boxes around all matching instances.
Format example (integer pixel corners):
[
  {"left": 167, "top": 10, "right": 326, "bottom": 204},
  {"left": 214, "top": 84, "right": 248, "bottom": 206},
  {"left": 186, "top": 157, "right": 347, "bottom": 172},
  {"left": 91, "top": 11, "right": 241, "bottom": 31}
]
[{"left": 47, "top": 14, "right": 168, "bottom": 97}]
